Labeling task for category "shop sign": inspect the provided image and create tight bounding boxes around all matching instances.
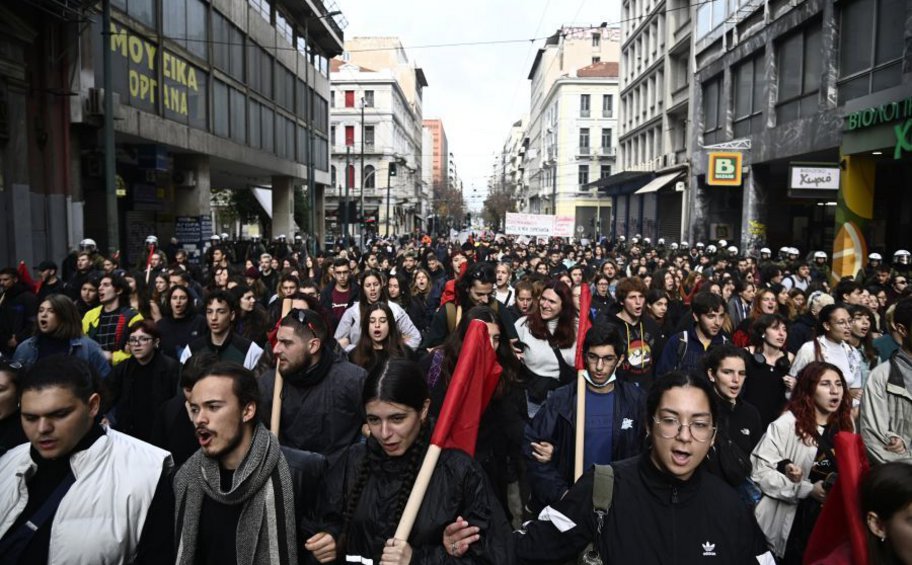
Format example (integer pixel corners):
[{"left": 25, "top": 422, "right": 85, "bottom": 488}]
[
  {"left": 789, "top": 165, "right": 840, "bottom": 190},
  {"left": 707, "top": 152, "right": 742, "bottom": 186},
  {"left": 844, "top": 97, "right": 912, "bottom": 159},
  {"left": 109, "top": 21, "right": 201, "bottom": 119}
]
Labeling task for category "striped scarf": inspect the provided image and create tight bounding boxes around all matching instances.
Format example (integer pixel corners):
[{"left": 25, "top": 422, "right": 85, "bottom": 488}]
[{"left": 174, "top": 423, "right": 297, "bottom": 565}]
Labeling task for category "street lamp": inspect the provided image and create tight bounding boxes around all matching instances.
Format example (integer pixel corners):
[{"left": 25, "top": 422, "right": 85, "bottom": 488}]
[{"left": 304, "top": 9, "right": 341, "bottom": 255}]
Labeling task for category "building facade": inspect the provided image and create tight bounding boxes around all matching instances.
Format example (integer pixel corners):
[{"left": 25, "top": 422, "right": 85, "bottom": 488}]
[
  {"left": 329, "top": 37, "right": 428, "bottom": 238},
  {"left": 689, "top": 0, "right": 912, "bottom": 277},
  {"left": 1, "top": 0, "right": 343, "bottom": 267},
  {"left": 524, "top": 26, "right": 621, "bottom": 238},
  {"left": 610, "top": 0, "right": 693, "bottom": 242}
]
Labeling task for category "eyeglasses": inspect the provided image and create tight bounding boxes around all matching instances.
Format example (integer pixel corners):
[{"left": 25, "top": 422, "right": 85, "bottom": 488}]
[
  {"left": 586, "top": 353, "right": 618, "bottom": 367},
  {"left": 128, "top": 336, "right": 153, "bottom": 345},
  {"left": 652, "top": 416, "right": 716, "bottom": 442}
]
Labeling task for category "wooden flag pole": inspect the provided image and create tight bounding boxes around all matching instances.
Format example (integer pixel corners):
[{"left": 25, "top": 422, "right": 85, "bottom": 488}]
[
  {"left": 394, "top": 444, "right": 442, "bottom": 540},
  {"left": 574, "top": 369, "right": 586, "bottom": 480},
  {"left": 270, "top": 297, "right": 292, "bottom": 436}
]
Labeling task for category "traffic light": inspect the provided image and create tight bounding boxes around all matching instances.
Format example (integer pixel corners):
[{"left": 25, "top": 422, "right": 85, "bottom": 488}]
[
  {"left": 389, "top": 162, "right": 397, "bottom": 177},
  {"left": 347, "top": 201, "right": 358, "bottom": 222}
]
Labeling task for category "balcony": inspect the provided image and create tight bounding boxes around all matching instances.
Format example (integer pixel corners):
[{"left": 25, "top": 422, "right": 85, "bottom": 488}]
[
  {"left": 577, "top": 146, "right": 592, "bottom": 157},
  {"left": 580, "top": 110, "right": 591, "bottom": 118},
  {"left": 598, "top": 146, "right": 617, "bottom": 157}
]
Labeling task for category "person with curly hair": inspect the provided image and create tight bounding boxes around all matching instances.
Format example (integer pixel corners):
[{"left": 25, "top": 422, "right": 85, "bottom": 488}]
[
  {"left": 751, "top": 361, "right": 855, "bottom": 562},
  {"left": 308, "top": 359, "right": 514, "bottom": 563}
]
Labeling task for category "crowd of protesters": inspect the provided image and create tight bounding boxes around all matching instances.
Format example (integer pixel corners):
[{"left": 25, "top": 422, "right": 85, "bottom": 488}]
[{"left": 0, "top": 230, "right": 910, "bottom": 564}]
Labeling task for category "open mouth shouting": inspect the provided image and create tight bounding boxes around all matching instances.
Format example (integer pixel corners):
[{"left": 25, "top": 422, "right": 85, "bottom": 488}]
[{"left": 196, "top": 427, "right": 214, "bottom": 448}]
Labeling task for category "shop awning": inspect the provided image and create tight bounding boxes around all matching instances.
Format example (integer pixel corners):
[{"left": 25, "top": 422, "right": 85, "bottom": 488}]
[
  {"left": 585, "top": 171, "right": 653, "bottom": 197},
  {"left": 634, "top": 172, "right": 682, "bottom": 194}
]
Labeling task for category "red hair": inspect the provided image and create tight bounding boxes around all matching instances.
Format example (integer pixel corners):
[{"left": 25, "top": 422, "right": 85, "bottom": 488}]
[{"left": 787, "top": 361, "right": 854, "bottom": 441}]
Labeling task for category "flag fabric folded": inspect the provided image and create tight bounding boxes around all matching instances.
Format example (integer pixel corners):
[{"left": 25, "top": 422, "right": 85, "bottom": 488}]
[
  {"left": 17, "top": 262, "right": 38, "bottom": 294},
  {"left": 803, "top": 431, "right": 869, "bottom": 565},
  {"left": 575, "top": 283, "right": 592, "bottom": 371},
  {"left": 429, "top": 319, "right": 502, "bottom": 457}
]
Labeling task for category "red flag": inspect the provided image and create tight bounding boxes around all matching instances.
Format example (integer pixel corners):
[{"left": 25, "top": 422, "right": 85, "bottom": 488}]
[
  {"left": 430, "top": 319, "right": 501, "bottom": 457},
  {"left": 803, "top": 432, "right": 870, "bottom": 565},
  {"left": 575, "top": 283, "right": 592, "bottom": 371},
  {"left": 17, "top": 261, "right": 39, "bottom": 294}
]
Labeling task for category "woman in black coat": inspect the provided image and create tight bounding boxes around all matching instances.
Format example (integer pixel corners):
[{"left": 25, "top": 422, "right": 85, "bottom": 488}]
[{"left": 309, "top": 359, "right": 514, "bottom": 564}]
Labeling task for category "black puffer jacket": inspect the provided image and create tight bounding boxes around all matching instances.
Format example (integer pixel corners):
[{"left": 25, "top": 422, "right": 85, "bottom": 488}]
[
  {"left": 320, "top": 436, "right": 515, "bottom": 564},
  {"left": 258, "top": 348, "right": 366, "bottom": 466}
]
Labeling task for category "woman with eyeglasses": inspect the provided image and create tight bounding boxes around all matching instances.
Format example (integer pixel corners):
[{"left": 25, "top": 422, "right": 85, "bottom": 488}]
[
  {"left": 789, "top": 304, "right": 864, "bottom": 398},
  {"left": 308, "top": 359, "right": 514, "bottom": 564},
  {"left": 108, "top": 320, "right": 179, "bottom": 443},
  {"left": 743, "top": 314, "right": 795, "bottom": 430},
  {"left": 334, "top": 270, "right": 421, "bottom": 352},
  {"left": 12, "top": 294, "right": 110, "bottom": 378},
  {"left": 513, "top": 371, "right": 773, "bottom": 564},
  {"left": 0, "top": 359, "right": 25, "bottom": 457},
  {"left": 751, "top": 361, "right": 854, "bottom": 563},
  {"left": 156, "top": 284, "right": 206, "bottom": 361}
]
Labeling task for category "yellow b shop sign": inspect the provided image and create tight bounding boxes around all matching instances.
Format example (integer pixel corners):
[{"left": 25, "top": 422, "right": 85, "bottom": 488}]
[
  {"left": 707, "top": 152, "right": 743, "bottom": 186},
  {"left": 108, "top": 22, "right": 199, "bottom": 117}
]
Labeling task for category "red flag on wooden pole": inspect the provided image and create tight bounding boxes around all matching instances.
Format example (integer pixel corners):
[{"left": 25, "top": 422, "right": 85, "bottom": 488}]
[
  {"left": 395, "top": 320, "right": 502, "bottom": 540},
  {"left": 574, "top": 282, "right": 593, "bottom": 479},
  {"left": 803, "top": 432, "right": 870, "bottom": 565}
]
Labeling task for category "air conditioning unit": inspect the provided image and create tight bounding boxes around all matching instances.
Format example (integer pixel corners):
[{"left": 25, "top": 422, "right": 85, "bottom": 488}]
[
  {"left": 173, "top": 170, "right": 197, "bottom": 188},
  {"left": 86, "top": 88, "right": 122, "bottom": 117}
]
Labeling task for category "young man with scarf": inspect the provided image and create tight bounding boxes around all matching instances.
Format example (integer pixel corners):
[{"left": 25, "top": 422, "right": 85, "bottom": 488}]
[
  {"left": 523, "top": 325, "right": 646, "bottom": 514},
  {"left": 258, "top": 308, "right": 366, "bottom": 465},
  {"left": 175, "top": 362, "right": 327, "bottom": 565}
]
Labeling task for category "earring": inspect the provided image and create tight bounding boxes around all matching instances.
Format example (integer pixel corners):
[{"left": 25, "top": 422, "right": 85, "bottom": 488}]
[{"left": 881, "top": 536, "right": 886, "bottom": 543}]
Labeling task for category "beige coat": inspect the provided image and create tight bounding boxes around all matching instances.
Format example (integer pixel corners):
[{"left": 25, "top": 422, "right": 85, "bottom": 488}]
[
  {"left": 861, "top": 357, "right": 912, "bottom": 464},
  {"left": 750, "top": 411, "right": 818, "bottom": 558}
]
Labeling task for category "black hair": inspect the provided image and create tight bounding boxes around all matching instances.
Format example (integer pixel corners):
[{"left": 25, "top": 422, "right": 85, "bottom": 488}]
[
  {"left": 163, "top": 284, "right": 197, "bottom": 318},
  {"left": 196, "top": 361, "right": 261, "bottom": 424},
  {"left": 101, "top": 273, "right": 131, "bottom": 300},
  {"left": 343, "top": 360, "right": 430, "bottom": 550},
  {"left": 332, "top": 257, "right": 349, "bottom": 269},
  {"left": 583, "top": 324, "right": 626, "bottom": 357},
  {"left": 0, "top": 358, "right": 22, "bottom": 388},
  {"left": 180, "top": 352, "right": 219, "bottom": 391},
  {"left": 893, "top": 298, "right": 912, "bottom": 335},
  {"left": 834, "top": 279, "right": 863, "bottom": 303},
  {"left": 646, "top": 288, "right": 670, "bottom": 306},
  {"left": 816, "top": 303, "right": 849, "bottom": 336},
  {"left": 691, "top": 291, "right": 726, "bottom": 317},
  {"left": 646, "top": 371, "right": 718, "bottom": 426},
  {"left": 204, "top": 289, "right": 238, "bottom": 313},
  {"left": 862, "top": 462, "right": 912, "bottom": 564},
  {"left": 280, "top": 308, "right": 329, "bottom": 343},
  {"left": 0, "top": 267, "right": 18, "bottom": 278},
  {"left": 749, "top": 313, "right": 788, "bottom": 348},
  {"left": 701, "top": 343, "right": 749, "bottom": 375},
  {"left": 19, "top": 354, "right": 99, "bottom": 403},
  {"left": 455, "top": 262, "right": 496, "bottom": 307}
]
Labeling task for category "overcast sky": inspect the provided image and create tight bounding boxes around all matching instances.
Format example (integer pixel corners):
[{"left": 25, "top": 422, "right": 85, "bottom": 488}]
[{"left": 336, "top": 0, "right": 622, "bottom": 210}]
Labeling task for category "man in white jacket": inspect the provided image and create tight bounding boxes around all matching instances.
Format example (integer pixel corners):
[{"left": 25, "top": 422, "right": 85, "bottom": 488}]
[{"left": 0, "top": 354, "right": 173, "bottom": 564}]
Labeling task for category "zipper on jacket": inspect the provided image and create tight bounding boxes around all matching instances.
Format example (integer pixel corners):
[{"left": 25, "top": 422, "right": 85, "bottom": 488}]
[{"left": 671, "top": 486, "right": 678, "bottom": 504}]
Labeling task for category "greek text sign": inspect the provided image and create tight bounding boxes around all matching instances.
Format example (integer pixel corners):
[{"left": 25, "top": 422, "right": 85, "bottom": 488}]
[
  {"left": 505, "top": 213, "right": 576, "bottom": 237},
  {"left": 789, "top": 165, "right": 840, "bottom": 190}
]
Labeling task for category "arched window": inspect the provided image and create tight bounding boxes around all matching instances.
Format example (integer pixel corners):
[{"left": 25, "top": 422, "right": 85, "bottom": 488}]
[{"left": 364, "top": 165, "right": 376, "bottom": 189}]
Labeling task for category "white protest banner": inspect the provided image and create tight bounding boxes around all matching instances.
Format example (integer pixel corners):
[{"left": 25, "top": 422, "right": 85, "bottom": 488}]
[
  {"left": 505, "top": 213, "right": 556, "bottom": 236},
  {"left": 553, "top": 216, "right": 576, "bottom": 238}
]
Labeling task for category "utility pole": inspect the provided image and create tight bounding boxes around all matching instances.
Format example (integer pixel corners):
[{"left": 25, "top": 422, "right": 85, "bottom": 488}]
[
  {"left": 103, "top": 0, "right": 119, "bottom": 255},
  {"left": 386, "top": 161, "right": 397, "bottom": 237},
  {"left": 344, "top": 146, "right": 351, "bottom": 240}
]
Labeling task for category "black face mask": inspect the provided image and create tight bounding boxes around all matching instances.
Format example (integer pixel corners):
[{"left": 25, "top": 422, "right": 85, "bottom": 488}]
[{"left": 753, "top": 350, "right": 790, "bottom": 372}]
